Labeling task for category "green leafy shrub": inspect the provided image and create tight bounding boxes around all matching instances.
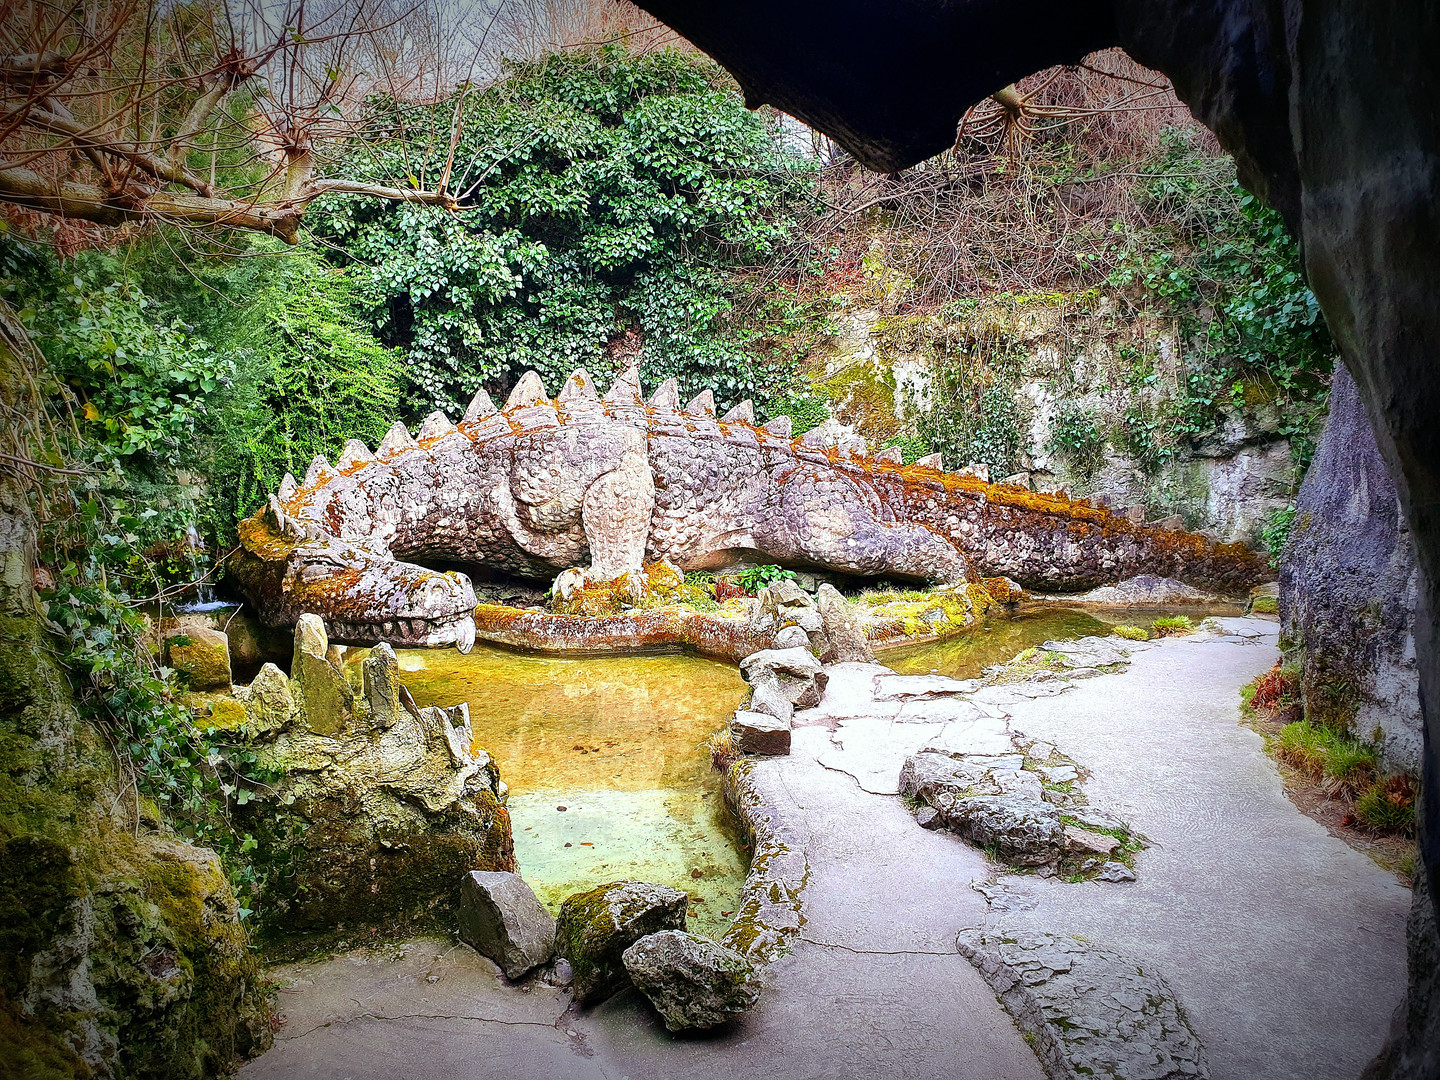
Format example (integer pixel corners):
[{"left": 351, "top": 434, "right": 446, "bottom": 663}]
[
  {"left": 734, "top": 564, "right": 796, "bottom": 592},
  {"left": 1111, "top": 624, "right": 1149, "bottom": 641},
  {"left": 1259, "top": 506, "right": 1297, "bottom": 567},
  {"left": 1046, "top": 401, "right": 1107, "bottom": 481},
  {"left": 315, "top": 45, "right": 820, "bottom": 416}
]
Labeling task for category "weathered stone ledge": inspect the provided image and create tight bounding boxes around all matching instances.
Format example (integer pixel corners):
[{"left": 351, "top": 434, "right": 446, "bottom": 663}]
[
  {"left": 474, "top": 602, "right": 771, "bottom": 664},
  {"left": 718, "top": 760, "right": 809, "bottom": 965}
]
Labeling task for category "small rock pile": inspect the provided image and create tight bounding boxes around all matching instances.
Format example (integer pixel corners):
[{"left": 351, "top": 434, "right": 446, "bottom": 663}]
[
  {"left": 748, "top": 580, "right": 874, "bottom": 664},
  {"left": 459, "top": 875, "right": 759, "bottom": 1031}
]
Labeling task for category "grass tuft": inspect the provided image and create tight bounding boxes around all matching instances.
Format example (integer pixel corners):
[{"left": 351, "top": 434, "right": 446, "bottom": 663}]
[
  {"left": 1110, "top": 624, "right": 1149, "bottom": 641},
  {"left": 1151, "top": 615, "right": 1193, "bottom": 637},
  {"left": 1352, "top": 776, "right": 1415, "bottom": 834}
]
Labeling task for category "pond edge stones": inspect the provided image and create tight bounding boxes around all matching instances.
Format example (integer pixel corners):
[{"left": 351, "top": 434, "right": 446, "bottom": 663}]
[
  {"left": 730, "top": 645, "right": 826, "bottom": 756},
  {"left": 622, "top": 930, "right": 759, "bottom": 1031},
  {"left": 458, "top": 870, "right": 555, "bottom": 979},
  {"left": 554, "top": 881, "right": 689, "bottom": 1004},
  {"left": 957, "top": 929, "right": 1209, "bottom": 1080}
]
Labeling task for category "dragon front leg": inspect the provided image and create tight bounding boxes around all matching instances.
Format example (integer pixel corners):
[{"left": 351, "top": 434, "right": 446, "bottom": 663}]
[{"left": 582, "top": 449, "right": 656, "bottom": 581}]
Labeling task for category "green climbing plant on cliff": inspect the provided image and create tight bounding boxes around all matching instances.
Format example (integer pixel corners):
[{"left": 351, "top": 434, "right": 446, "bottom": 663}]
[
  {"left": 312, "top": 45, "right": 821, "bottom": 417},
  {"left": 198, "top": 249, "right": 406, "bottom": 539}
]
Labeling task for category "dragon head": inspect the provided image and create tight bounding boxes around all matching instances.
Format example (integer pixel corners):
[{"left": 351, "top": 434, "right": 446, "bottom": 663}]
[{"left": 231, "top": 498, "right": 478, "bottom": 651}]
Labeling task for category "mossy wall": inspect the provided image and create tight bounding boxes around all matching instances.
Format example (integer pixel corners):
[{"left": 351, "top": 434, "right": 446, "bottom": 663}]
[{"left": 0, "top": 480, "right": 271, "bottom": 1077}]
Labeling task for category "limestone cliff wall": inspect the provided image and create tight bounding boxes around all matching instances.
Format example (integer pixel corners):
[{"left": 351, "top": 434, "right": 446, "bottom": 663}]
[
  {"left": 1279, "top": 365, "right": 1421, "bottom": 773},
  {"left": 806, "top": 270, "right": 1301, "bottom": 545}
]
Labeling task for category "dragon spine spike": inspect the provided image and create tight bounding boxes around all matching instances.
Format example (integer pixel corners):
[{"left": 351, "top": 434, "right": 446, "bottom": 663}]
[
  {"left": 336, "top": 438, "right": 374, "bottom": 471},
  {"left": 417, "top": 411, "right": 455, "bottom": 441},
  {"left": 875, "top": 445, "right": 904, "bottom": 464},
  {"left": 557, "top": 368, "right": 598, "bottom": 402},
  {"left": 505, "top": 370, "right": 547, "bottom": 410},
  {"left": 303, "top": 454, "right": 332, "bottom": 488},
  {"left": 648, "top": 377, "right": 681, "bottom": 410},
  {"left": 915, "top": 452, "right": 944, "bottom": 470},
  {"left": 603, "top": 365, "right": 644, "bottom": 406},
  {"left": 463, "top": 388, "right": 497, "bottom": 423},
  {"left": 721, "top": 400, "right": 755, "bottom": 424},
  {"left": 378, "top": 420, "right": 416, "bottom": 456},
  {"left": 684, "top": 389, "right": 716, "bottom": 417},
  {"left": 763, "top": 416, "right": 793, "bottom": 439},
  {"left": 277, "top": 472, "right": 298, "bottom": 502}
]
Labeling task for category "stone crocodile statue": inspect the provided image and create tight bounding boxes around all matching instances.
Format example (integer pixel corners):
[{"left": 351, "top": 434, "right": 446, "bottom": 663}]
[{"left": 230, "top": 366, "right": 1267, "bottom": 649}]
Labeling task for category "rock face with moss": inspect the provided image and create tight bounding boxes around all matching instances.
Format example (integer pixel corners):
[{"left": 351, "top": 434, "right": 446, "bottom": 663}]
[
  {"left": 232, "top": 366, "right": 1267, "bottom": 647},
  {"left": 554, "top": 881, "right": 689, "bottom": 1004},
  {"left": 1280, "top": 366, "right": 1420, "bottom": 772},
  {"left": 622, "top": 930, "right": 758, "bottom": 1031},
  {"left": 0, "top": 480, "right": 270, "bottom": 1078},
  {"left": 237, "top": 620, "right": 515, "bottom": 939}
]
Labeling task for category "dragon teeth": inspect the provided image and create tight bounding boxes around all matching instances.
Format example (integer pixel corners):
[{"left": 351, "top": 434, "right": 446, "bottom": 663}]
[
  {"left": 684, "top": 389, "right": 716, "bottom": 417},
  {"left": 648, "top": 377, "right": 681, "bottom": 411},
  {"left": 602, "top": 365, "right": 644, "bottom": 405},
  {"left": 336, "top": 438, "right": 373, "bottom": 471},
  {"left": 763, "top": 415, "right": 793, "bottom": 439},
  {"left": 378, "top": 421, "right": 416, "bottom": 456},
  {"left": 417, "top": 411, "right": 455, "bottom": 441}
]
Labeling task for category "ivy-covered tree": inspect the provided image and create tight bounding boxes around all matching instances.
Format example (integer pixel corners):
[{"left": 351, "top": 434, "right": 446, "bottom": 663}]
[{"left": 314, "top": 46, "right": 819, "bottom": 416}]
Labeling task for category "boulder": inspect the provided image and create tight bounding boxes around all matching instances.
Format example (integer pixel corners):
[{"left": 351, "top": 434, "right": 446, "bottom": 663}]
[
  {"left": 622, "top": 930, "right": 759, "bottom": 1031},
  {"left": 773, "top": 624, "right": 810, "bottom": 649},
  {"left": 815, "top": 583, "right": 874, "bottom": 663},
  {"left": 741, "top": 646, "right": 826, "bottom": 715},
  {"left": 291, "top": 613, "right": 354, "bottom": 735},
  {"left": 730, "top": 710, "right": 792, "bottom": 756},
  {"left": 459, "top": 871, "right": 556, "bottom": 979},
  {"left": 554, "top": 881, "right": 689, "bottom": 1004},
  {"left": 236, "top": 620, "right": 514, "bottom": 937},
  {"left": 748, "top": 674, "right": 795, "bottom": 722},
  {"left": 243, "top": 662, "right": 294, "bottom": 735},
  {"left": 1280, "top": 364, "right": 1420, "bottom": 772},
  {"left": 165, "top": 625, "right": 232, "bottom": 690}
]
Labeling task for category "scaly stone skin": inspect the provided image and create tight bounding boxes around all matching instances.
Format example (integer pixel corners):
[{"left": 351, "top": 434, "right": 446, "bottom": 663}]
[{"left": 230, "top": 365, "right": 1267, "bottom": 647}]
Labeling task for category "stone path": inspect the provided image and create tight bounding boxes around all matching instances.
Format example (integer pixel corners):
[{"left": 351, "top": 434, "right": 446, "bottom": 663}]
[{"left": 241, "top": 618, "right": 1409, "bottom": 1080}]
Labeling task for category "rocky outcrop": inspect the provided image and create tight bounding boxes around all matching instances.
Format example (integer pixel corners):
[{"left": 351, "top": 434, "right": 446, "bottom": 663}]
[
  {"left": 622, "top": 930, "right": 759, "bottom": 1031},
  {"left": 237, "top": 622, "right": 515, "bottom": 939},
  {"left": 0, "top": 478, "right": 270, "bottom": 1076},
  {"left": 232, "top": 367, "right": 1266, "bottom": 647},
  {"left": 553, "top": 881, "right": 689, "bottom": 1004},
  {"left": 957, "top": 930, "right": 1208, "bottom": 1080},
  {"left": 458, "top": 870, "right": 555, "bottom": 979},
  {"left": 1281, "top": 365, "right": 1421, "bottom": 772},
  {"left": 900, "top": 752, "right": 1064, "bottom": 867}
]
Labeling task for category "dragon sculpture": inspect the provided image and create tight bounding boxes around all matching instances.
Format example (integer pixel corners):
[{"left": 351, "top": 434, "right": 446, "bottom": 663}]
[{"left": 230, "top": 366, "right": 1267, "bottom": 650}]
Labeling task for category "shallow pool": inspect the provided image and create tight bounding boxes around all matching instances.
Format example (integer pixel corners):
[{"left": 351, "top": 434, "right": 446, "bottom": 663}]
[
  {"left": 397, "top": 645, "right": 749, "bottom": 936},
  {"left": 877, "top": 604, "right": 1241, "bottom": 681}
]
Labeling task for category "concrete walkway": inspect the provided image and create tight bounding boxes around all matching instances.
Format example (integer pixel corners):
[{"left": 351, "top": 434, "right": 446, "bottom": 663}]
[{"left": 241, "top": 618, "right": 1409, "bottom": 1080}]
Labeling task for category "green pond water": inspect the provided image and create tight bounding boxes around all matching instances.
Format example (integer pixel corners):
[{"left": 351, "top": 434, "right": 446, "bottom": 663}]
[
  {"left": 396, "top": 646, "right": 749, "bottom": 937},
  {"left": 876, "top": 603, "right": 1242, "bottom": 680},
  {"left": 387, "top": 602, "right": 1239, "bottom": 936}
]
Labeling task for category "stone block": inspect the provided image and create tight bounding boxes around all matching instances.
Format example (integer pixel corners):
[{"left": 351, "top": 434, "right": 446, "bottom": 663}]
[
  {"left": 292, "top": 614, "right": 353, "bottom": 736},
  {"left": 166, "top": 626, "right": 232, "bottom": 690},
  {"left": 459, "top": 871, "right": 555, "bottom": 979},
  {"left": 731, "top": 710, "right": 792, "bottom": 756}
]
